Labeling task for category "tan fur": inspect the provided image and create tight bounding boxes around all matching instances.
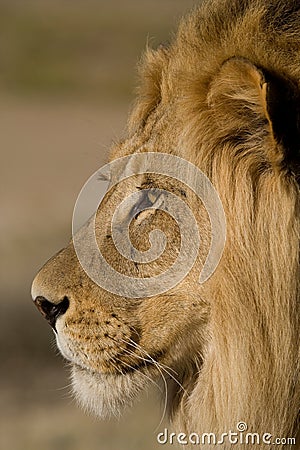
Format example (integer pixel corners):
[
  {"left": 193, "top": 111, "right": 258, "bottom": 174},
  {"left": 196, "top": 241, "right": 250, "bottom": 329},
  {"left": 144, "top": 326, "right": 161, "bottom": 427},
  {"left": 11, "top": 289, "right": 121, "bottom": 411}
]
[{"left": 32, "top": 1, "right": 300, "bottom": 448}]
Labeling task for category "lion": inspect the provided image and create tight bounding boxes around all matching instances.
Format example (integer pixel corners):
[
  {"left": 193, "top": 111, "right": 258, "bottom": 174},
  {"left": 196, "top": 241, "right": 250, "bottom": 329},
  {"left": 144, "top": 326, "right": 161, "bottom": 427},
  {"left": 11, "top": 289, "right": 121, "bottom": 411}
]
[{"left": 31, "top": 0, "right": 300, "bottom": 448}]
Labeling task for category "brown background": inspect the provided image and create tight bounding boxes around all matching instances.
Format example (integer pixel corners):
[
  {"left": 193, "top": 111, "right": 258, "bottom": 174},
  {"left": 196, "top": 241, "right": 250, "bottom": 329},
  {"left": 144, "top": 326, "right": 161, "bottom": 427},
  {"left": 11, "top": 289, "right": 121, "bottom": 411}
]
[{"left": 0, "top": 1, "right": 196, "bottom": 449}]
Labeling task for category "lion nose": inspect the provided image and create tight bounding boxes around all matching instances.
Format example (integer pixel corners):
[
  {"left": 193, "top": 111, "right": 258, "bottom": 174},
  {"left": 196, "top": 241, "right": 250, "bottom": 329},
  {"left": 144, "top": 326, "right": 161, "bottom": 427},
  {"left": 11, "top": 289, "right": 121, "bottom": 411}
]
[{"left": 34, "top": 296, "right": 69, "bottom": 330}]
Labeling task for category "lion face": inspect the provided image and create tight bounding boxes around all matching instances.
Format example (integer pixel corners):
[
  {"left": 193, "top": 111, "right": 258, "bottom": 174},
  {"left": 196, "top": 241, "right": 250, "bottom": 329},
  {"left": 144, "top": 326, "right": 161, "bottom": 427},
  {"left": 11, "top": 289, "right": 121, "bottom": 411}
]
[{"left": 31, "top": 133, "right": 212, "bottom": 418}]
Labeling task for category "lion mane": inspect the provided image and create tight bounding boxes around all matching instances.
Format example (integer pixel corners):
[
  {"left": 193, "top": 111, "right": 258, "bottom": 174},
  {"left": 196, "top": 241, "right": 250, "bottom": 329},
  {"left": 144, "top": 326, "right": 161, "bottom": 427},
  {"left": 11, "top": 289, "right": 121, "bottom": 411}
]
[{"left": 129, "top": 0, "right": 300, "bottom": 445}]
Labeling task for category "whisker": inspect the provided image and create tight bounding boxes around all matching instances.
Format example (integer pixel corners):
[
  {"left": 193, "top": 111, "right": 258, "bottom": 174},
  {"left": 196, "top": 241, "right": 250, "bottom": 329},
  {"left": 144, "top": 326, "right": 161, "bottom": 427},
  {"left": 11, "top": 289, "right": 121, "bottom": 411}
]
[
  {"left": 113, "top": 355, "right": 160, "bottom": 389},
  {"left": 109, "top": 337, "right": 163, "bottom": 393},
  {"left": 114, "top": 336, "right": 169, "bottom": 425},
  {"left": 55, "top": 382, "right": 74, "bottom": 392},
  {"left": 120, "top": 338, "right": 171, "bottom": 426},
  {"left": 126, "top": 337, "right": 187, "bottom": 395}
]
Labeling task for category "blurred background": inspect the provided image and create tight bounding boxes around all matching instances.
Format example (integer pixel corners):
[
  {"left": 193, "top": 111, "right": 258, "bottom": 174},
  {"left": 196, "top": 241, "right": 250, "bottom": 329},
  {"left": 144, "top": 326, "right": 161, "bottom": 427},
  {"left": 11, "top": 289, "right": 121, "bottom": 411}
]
[{"left": 0, "top": 1, "right": 196, "bottom": 449}]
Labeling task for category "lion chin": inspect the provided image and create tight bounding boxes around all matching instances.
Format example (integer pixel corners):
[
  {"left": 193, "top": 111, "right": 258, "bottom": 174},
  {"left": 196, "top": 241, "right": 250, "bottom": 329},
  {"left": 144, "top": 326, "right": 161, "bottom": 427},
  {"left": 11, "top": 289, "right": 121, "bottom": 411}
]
[{"left": 71, "top": 365, "right": 146, "bottom": 419}]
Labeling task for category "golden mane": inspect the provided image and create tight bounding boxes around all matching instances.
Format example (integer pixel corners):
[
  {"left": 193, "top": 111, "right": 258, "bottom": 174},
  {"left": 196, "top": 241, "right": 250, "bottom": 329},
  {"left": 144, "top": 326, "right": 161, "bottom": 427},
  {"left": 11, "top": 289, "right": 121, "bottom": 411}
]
[{"left": 130, "top": 0, "right": 300, "bottom": 444}]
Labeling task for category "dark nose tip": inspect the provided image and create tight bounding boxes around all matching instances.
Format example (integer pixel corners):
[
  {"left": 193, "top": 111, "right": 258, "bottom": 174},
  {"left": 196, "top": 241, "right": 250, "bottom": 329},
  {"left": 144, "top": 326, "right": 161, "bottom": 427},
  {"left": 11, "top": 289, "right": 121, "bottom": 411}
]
[{"left": 34, "top": 296, "right": 69, "bottom": 330}]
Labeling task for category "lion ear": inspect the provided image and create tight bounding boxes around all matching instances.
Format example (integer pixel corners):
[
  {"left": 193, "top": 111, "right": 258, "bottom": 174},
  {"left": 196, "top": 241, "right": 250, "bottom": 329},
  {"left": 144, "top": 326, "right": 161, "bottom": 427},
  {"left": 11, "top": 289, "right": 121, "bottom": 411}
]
[
  {"left": 208, "top": 57, "right": 300, "bottom": 179},
  {"left": 264, "top": 71, "right": 300, "bottom": 179}
]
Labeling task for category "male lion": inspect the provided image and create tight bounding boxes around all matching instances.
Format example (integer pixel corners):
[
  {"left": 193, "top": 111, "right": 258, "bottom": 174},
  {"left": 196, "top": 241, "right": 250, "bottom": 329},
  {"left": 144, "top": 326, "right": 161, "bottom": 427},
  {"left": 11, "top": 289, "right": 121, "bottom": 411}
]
[{"left": 32, "top": 0, "right": 299, "bottom": 448}]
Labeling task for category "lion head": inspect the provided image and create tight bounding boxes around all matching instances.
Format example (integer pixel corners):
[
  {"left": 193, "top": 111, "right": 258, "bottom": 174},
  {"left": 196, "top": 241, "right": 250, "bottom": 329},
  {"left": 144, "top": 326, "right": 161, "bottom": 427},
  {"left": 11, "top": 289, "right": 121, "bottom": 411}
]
[{"left": 32, "top": 1, "right": 299, "bottom": 448}]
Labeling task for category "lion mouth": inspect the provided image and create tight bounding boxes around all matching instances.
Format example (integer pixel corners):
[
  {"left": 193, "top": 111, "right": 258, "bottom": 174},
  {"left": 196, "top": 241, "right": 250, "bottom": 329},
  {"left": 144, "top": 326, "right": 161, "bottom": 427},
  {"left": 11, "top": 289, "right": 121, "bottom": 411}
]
[
  {"left": 69, "top": 348, "right": 166, "bottom": 377},
  {"left": 56, "top": 326, "right": 167, "bottom": 376},
  {"left": 114, "top": 349, "right": 166, "bottom": 374}
]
